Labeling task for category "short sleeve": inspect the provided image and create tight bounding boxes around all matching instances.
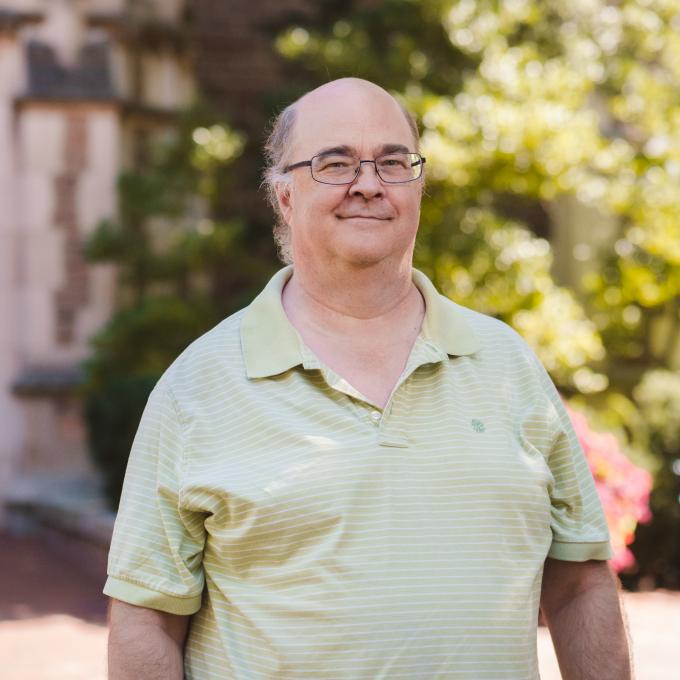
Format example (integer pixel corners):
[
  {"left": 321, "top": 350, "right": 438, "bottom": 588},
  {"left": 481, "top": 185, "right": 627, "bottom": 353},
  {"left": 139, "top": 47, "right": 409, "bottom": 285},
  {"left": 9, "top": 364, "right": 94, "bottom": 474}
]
[
  {"left": 530, "top": 356, "right": 613, "bottom": 562},
  {"left": 103, "top": 377, "right": 206, "bottom": 614}
]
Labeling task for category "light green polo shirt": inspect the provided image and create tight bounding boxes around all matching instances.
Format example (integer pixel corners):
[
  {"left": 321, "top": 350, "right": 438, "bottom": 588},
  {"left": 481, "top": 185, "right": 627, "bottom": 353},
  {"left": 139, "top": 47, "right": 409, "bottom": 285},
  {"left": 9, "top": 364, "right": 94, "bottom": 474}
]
[{"left": 104, "top": 266, "right": 611, "bottom": 680}]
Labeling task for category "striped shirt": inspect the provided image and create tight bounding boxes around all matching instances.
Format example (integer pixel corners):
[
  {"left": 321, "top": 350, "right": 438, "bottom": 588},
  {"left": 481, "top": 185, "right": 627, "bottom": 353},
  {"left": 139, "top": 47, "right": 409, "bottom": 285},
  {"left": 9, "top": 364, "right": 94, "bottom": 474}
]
[{"left": 104, "top": 265, "right": 611, "bottom": 679}]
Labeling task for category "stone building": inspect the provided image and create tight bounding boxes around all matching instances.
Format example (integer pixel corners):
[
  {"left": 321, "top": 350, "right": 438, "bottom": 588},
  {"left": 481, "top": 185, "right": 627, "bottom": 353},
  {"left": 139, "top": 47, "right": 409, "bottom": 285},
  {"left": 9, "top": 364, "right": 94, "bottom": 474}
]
[
  {"left": 0, "top": 0, "right": 325, "bottom": 523},
  {"left": 0, "top": 0, "right": 194, "bottom": 514}
]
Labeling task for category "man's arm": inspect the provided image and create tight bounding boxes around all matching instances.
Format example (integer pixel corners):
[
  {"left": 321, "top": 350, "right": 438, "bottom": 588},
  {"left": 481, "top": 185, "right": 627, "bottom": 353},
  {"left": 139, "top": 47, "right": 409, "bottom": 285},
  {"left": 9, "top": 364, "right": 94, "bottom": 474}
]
[
  {"left": 540, "top": 557, "right": 632, "bottom": 680},
  {"left": 108, "top": 598, "right": 190, "bottom": 680}
]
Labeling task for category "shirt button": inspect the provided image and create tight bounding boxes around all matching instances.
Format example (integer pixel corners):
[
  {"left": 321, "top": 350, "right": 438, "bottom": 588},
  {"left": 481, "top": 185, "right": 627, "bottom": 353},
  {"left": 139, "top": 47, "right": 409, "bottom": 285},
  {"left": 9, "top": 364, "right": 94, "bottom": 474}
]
[{"left": 370, "top": 410, "right": 381, "bottom": 422}]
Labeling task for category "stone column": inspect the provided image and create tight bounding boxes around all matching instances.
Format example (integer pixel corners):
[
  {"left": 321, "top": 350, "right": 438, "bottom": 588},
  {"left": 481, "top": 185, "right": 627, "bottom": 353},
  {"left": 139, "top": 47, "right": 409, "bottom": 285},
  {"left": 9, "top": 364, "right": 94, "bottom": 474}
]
[{"left": 0, "top": 0, "right": 194, "bottom": 517}]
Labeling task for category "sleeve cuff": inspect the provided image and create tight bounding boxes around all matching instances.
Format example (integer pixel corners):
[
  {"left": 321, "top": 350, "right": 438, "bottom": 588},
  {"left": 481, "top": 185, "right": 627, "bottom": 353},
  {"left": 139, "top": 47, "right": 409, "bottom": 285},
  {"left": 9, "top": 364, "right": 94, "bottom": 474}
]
[
  {"left": 103, "top": 575, "right": 203, "bottom": 615},
  {"left": 548, "top": 539, "right": 613, "bottom": 562}
]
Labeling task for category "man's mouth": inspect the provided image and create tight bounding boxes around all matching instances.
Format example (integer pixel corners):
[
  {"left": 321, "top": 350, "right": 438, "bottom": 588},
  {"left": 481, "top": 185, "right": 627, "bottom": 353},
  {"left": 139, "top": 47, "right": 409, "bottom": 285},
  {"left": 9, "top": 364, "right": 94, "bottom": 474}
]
[{"left": 336, "top": 214, "right": 392, "bottom": 220}]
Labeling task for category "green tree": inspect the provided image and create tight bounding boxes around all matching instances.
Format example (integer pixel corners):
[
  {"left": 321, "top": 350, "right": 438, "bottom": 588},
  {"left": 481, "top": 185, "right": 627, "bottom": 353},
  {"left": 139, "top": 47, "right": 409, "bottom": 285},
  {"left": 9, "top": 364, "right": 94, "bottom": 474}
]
[
  {"left": 274, "top": 0, "right": 680, "bottom": 585},
  {"left": 83, "top": 107, "right": 277, "bottom": 507}
]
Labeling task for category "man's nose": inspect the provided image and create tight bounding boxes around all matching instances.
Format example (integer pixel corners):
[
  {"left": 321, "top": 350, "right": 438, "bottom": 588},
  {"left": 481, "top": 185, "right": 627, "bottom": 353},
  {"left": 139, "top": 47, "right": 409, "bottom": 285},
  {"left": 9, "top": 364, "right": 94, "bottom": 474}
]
[{"left": 348, "top": 161, "right": 384, "bottom": 198}]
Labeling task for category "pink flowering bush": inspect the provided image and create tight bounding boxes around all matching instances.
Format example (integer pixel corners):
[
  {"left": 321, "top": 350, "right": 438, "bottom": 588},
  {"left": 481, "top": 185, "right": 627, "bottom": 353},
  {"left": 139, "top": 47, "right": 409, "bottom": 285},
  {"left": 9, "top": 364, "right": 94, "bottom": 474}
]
[{"left": 565, "top": 403, "right": 653, "bottom": 572}]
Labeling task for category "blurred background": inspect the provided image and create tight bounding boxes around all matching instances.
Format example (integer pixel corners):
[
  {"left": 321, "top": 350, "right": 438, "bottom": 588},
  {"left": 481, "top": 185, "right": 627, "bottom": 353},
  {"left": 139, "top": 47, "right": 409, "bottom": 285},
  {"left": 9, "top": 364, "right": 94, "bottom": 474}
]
[{"left": 0, "top": 0, "right": 679, "bottom": 678}]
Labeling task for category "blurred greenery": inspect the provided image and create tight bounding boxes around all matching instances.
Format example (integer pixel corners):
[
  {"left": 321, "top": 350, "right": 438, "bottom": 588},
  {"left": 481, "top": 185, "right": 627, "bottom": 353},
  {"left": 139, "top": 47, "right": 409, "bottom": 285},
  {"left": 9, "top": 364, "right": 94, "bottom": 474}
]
[
  {"left": 82, "top": 105, "right": 277, "bottom": 508},
  {"left": 84, "top": 1, "right": 680, "bottom": 585},
  {"left": 626, "top": 370, "right": 680, "bottom": 587},
  {"left": 271, "top": 0, "right": 680, "bottom": 588}
]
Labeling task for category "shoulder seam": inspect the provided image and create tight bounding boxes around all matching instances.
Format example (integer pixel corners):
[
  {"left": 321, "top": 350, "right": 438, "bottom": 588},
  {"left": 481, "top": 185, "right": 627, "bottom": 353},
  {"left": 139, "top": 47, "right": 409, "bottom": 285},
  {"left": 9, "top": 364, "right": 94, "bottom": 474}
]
[{"left": 158, "top": 378, "right": 189, "bottom": 503}]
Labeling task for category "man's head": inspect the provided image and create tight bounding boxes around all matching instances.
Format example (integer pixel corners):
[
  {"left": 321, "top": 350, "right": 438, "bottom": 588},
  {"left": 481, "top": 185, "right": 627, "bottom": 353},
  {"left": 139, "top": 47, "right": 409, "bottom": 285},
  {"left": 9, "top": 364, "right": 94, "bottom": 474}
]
[{"left": 263, "top": 78, "right": 423, "bottom": 268}]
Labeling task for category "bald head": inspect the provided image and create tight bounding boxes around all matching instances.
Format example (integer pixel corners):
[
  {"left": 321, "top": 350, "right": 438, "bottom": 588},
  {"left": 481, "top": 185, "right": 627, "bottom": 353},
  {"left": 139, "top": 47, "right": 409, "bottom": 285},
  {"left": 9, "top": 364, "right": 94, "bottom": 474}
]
[
  {"left": 299, "top": 77, "right": 389, "bottom": 105},
  {"left": 279, "top": 79, "right": 418, "bottom": 168},
  {"left": 263, "top": 78, "right": 420, "bottom": 263},
  {"left": 296, "top": 78, "right": 418, "bottom": 146}
]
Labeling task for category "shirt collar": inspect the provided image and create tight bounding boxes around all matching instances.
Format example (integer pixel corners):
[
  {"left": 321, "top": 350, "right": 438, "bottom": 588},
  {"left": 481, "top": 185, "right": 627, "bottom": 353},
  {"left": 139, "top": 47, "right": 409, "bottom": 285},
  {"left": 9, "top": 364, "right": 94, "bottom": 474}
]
[
  {"left": 411, "top": 269, "right": 479, "bottom": 357},
  {"left": 240, "top": 266, "right": 479, "bottom": 379}
]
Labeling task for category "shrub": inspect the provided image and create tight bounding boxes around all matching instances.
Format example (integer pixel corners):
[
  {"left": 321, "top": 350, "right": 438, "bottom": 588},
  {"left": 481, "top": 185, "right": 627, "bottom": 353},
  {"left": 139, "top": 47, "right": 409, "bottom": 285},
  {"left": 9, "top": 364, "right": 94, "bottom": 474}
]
[{"left": 566, "top": 403, "right": 652, "bottom": 573}]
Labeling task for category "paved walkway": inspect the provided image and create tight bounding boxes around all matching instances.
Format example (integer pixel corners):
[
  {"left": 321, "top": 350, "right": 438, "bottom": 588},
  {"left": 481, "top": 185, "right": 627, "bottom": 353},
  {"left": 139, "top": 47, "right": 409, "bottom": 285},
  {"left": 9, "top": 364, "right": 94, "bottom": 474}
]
[
  {"left": 0, "top": 531, "right": 107, "bottom": 680},
  {"left": 1, "top": 531, "right": 678, "bottom": 679}
]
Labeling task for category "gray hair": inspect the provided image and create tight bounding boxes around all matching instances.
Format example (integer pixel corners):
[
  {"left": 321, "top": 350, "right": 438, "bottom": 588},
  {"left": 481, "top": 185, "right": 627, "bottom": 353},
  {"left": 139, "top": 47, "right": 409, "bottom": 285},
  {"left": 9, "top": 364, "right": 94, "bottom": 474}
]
[
  {"left": 263, "top": 102, "right": 298, "bottom": 264},
  {"left": 262, "top": 97, "right": 420, "bottom": 265}
]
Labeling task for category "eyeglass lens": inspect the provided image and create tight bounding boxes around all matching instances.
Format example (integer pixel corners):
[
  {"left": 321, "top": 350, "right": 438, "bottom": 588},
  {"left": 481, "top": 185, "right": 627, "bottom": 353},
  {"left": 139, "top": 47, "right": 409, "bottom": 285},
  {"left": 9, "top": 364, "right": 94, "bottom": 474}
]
[{"left": 311, "top": 153, "right": 422, "bottom": 184}]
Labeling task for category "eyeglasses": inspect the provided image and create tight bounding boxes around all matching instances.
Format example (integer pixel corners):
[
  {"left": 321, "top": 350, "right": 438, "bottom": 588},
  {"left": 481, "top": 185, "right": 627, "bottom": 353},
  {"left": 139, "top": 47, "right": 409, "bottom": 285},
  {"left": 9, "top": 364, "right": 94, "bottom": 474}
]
[{"left": 283, "top": 152, "right": 426, "bottom": 185}]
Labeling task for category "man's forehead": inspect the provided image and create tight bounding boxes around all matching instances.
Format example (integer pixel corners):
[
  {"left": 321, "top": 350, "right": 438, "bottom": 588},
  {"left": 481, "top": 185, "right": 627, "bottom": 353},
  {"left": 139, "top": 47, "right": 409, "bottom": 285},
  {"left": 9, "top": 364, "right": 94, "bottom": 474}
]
[
  {"left": 292, "top": 79, "right": 415, "bottom": 153},
  {"left": 315, "top": 143, "right": 412, "bottom": 157}
]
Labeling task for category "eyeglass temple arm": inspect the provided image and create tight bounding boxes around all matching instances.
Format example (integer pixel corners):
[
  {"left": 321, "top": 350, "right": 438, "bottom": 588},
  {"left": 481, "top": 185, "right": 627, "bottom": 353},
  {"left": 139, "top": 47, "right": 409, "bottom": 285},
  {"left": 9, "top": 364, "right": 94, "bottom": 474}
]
[{"left": 283, "top": 160, "right": 313, "bottom": 172}]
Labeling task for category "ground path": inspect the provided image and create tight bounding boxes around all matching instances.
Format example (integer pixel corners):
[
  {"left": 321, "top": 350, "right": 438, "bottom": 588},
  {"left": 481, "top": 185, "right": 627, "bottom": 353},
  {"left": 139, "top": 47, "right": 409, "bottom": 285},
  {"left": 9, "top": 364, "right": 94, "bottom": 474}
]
[{"left": 1, "top": 531, "right": 678, "bottom": 679}]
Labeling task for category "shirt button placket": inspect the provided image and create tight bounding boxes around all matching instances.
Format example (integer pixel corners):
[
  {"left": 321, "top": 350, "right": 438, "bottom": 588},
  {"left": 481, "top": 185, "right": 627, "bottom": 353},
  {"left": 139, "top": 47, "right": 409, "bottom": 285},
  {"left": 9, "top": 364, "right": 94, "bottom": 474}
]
[{"left": 370, "top": 410, "right": 382, "bottom": 424}]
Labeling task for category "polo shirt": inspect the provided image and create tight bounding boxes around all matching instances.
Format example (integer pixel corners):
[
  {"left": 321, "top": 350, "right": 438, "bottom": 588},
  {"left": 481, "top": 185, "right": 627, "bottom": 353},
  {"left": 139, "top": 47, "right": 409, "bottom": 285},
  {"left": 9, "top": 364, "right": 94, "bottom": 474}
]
[{"left": 104, "top": 265, "right": 611, "bottom": 680}]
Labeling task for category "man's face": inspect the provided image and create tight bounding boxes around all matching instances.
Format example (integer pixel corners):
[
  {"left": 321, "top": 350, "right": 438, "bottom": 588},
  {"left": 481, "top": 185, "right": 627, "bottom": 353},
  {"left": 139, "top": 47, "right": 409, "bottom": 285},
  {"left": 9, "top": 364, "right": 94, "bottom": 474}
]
[{"left": 276, "top": 82, "right": 423, "bottom": 269}]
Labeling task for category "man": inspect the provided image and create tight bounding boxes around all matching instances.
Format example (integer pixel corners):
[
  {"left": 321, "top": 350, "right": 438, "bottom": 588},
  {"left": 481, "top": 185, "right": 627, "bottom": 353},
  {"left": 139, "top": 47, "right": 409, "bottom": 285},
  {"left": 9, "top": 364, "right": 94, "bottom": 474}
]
[{"left": 106, "top": 78, "right": 631, "bottom": 679}]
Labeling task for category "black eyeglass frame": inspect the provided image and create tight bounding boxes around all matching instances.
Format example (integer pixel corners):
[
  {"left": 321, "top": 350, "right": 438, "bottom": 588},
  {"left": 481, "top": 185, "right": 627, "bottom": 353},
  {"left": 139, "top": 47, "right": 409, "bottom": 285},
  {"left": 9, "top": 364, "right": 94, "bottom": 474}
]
[{"left": 283, "top": 152, "right": 427, "bottom": 185}]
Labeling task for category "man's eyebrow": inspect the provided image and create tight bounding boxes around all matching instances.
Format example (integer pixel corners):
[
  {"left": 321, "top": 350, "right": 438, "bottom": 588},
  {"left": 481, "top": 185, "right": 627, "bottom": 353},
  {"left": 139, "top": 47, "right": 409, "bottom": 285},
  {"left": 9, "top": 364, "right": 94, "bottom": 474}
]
[
  {"left": 316, "top": 145, "right": 354, "bottom": 157},
  {"left": 314, "top": 143, "right": 413, "bottom": 157},
  {"left": 378, "top": 143, "right": 411, "bottom": 154}
]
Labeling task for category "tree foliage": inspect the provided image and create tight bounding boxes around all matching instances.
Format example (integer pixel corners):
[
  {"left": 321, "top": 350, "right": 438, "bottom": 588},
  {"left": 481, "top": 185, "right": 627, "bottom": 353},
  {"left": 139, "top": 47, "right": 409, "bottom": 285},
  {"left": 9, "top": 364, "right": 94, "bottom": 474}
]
[
  {"left": 82, "top": 2, "right": 679, "bottom": 582},
  {"left": 82, "top": 107, "right": 277, "bottom": 507},
  {"left": 274, "top": 0, "right": 680, "bottom": 585}
]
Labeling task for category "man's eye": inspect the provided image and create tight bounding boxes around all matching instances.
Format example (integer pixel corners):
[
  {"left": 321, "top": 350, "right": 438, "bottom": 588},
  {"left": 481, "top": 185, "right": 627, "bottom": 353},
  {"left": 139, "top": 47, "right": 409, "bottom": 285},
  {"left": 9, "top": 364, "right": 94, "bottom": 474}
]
[
  {"left": 318, "top": 157, "right": 353, "bottom": 170},
  {"left": 379, "top": 156, "right": 408, "bottom": 168}
]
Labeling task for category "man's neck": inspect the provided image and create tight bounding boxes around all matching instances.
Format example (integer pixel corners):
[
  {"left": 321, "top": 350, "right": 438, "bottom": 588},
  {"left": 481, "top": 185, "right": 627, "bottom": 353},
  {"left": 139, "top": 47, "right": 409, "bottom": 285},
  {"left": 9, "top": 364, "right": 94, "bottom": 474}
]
[{"left": 281, "top": 259, "right": 423, "bottom": 341}]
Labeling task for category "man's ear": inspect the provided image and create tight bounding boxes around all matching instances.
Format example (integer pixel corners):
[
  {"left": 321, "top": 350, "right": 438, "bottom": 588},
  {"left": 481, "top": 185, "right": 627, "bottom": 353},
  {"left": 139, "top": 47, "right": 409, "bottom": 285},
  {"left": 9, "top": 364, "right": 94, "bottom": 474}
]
[{"left": 274, "top": 182, "right": 293, "bottom": 224}]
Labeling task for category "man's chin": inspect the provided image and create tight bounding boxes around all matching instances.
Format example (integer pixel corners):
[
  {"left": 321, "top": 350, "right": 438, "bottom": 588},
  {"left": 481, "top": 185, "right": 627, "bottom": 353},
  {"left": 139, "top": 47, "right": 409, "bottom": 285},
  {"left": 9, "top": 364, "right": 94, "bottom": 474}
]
[{"left": 333, "top": 242, "right": 396, "bottom": 268}]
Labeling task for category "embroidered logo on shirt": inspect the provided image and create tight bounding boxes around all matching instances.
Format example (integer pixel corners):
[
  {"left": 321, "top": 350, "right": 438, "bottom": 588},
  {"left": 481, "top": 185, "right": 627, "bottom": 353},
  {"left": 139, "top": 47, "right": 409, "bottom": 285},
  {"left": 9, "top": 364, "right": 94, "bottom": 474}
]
[{"left": 471, "top": 419, "right": 485, "bottom": 433}]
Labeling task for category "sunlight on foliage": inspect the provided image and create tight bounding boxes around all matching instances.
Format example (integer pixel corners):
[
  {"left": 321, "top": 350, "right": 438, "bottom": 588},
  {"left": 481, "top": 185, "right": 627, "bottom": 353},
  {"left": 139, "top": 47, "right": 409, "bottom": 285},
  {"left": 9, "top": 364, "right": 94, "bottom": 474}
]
[
  {"left": 273, "top": 0, "right": 680, "bottom": 586},
  {"left": 192, "top": 125, "right": 245, "bottom": 167}
]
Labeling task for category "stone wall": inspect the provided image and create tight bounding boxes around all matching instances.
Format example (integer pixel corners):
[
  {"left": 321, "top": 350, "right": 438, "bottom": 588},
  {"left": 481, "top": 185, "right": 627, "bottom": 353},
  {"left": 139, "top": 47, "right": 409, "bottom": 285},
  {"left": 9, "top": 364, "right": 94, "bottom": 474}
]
[
  {"left": 0, "top": 0, "right": 195, "bottom": 515},
  {"left": 0, "top": 0, "right": 326, "bottom": 510}
]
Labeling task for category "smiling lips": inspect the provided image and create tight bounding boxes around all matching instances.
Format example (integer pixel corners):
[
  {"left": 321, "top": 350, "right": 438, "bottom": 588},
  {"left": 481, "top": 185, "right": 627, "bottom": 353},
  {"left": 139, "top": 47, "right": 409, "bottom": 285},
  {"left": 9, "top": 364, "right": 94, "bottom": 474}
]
[{"left": 336, "top": 213, "right": 393, "bottom": 220}]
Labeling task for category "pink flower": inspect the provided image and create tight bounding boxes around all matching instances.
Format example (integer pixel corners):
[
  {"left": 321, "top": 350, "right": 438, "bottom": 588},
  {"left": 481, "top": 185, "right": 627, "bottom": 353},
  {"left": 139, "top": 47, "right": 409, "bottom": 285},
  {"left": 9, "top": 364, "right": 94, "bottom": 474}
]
[{"left": 564, "top": 402, "right": 653, "bottom": 572}]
